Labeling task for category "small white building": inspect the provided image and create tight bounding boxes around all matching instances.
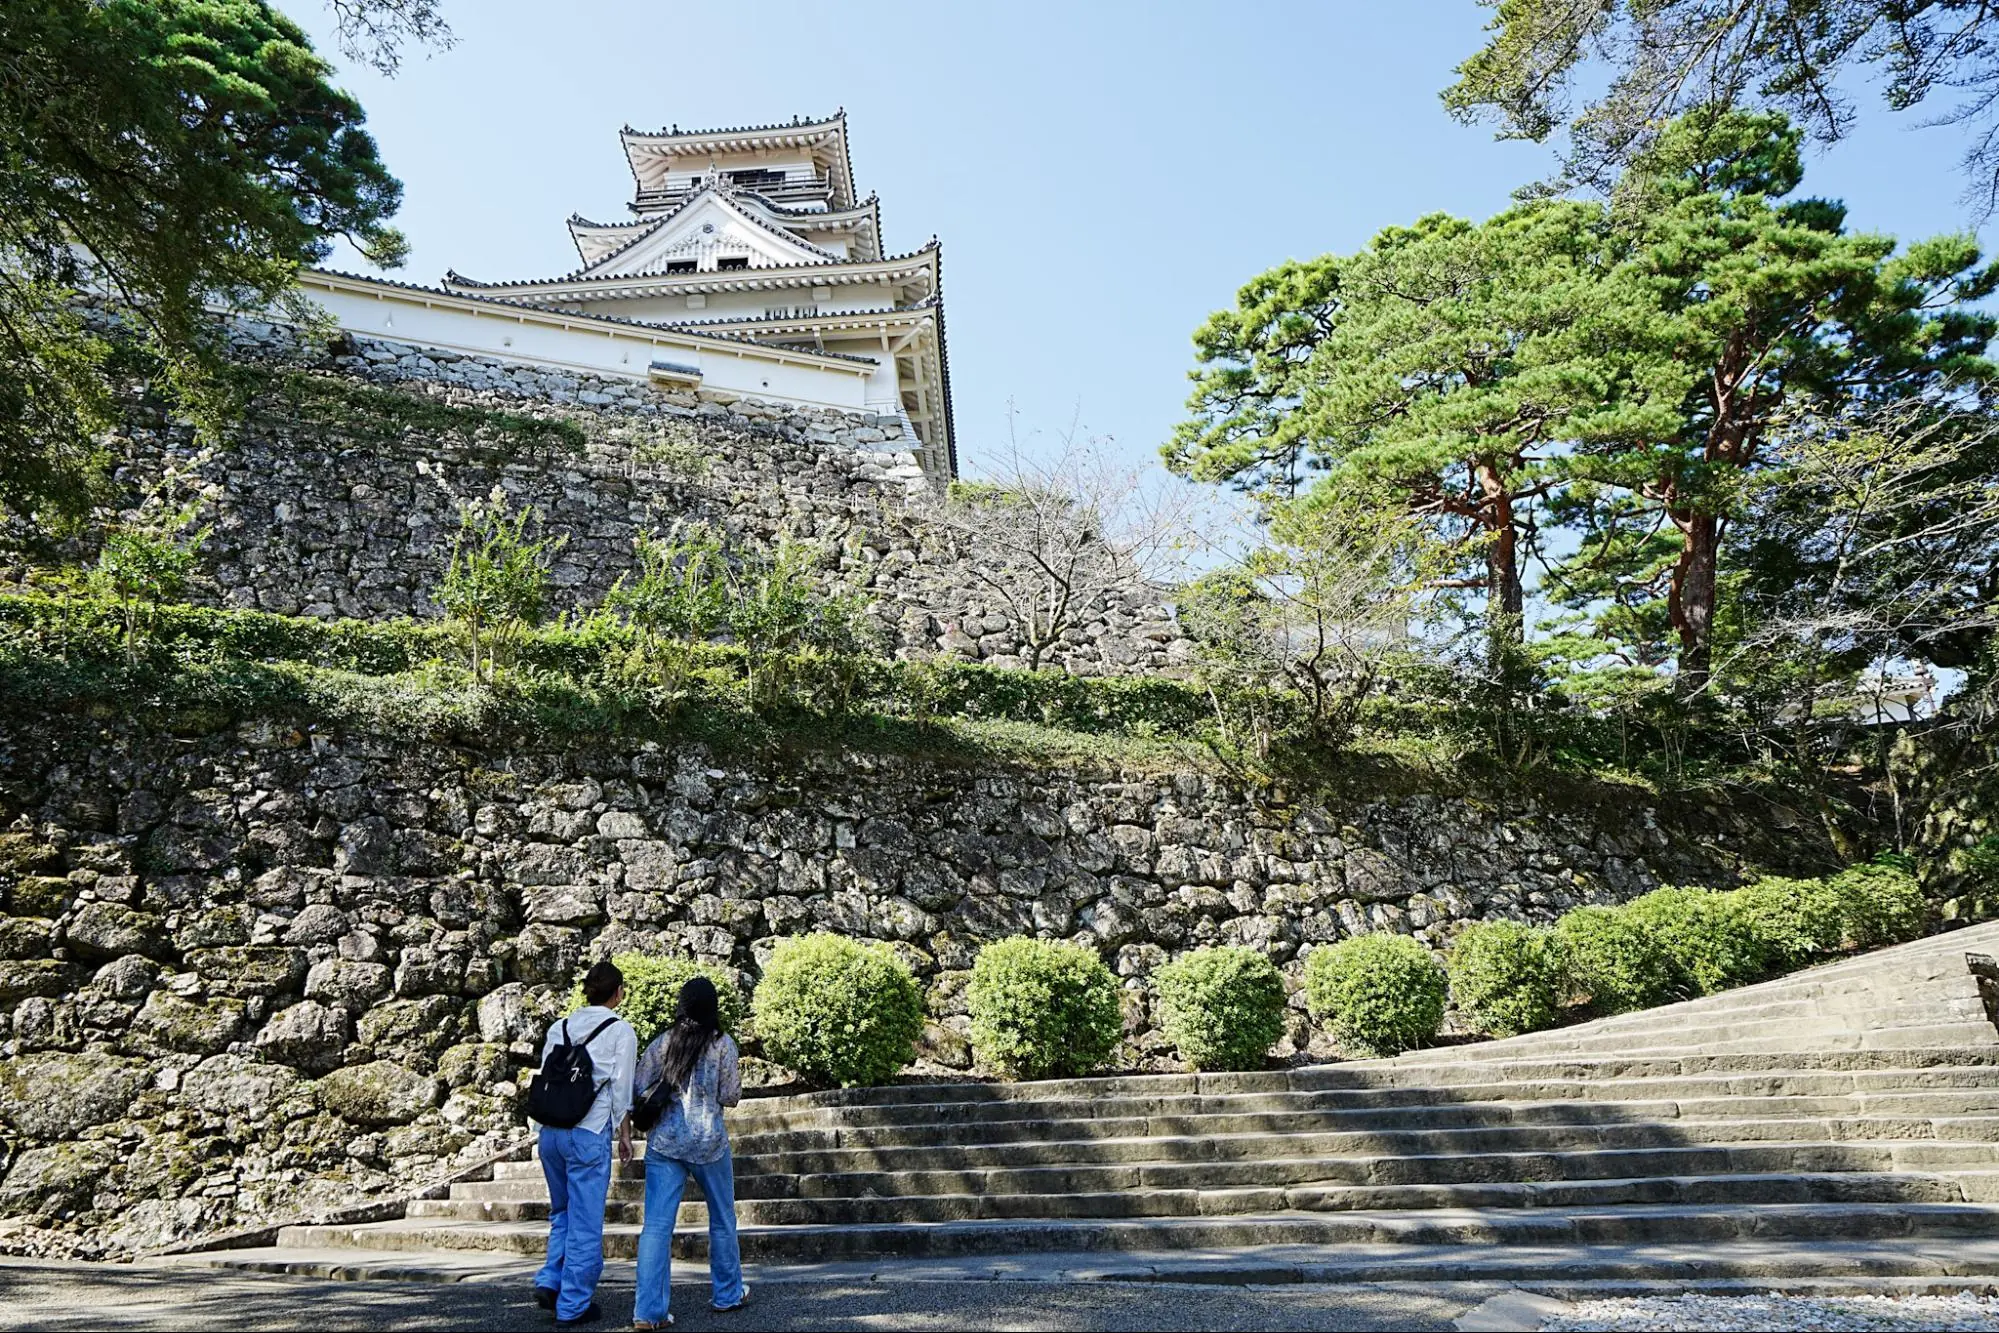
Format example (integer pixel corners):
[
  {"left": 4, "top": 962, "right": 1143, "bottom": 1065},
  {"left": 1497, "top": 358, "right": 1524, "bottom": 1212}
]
[{"left": 300, "top": 112, "right": 957, "bottom": 476}]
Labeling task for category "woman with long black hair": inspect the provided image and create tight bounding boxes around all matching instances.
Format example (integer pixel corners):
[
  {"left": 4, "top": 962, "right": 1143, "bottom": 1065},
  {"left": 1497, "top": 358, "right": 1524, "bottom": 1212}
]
[{"left": 630, "top": 975, "right": 746, "bottom": 1329}]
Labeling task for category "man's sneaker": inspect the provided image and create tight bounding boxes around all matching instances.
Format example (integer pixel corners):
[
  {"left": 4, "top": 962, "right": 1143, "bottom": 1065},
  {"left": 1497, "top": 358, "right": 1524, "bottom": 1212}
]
[
  {"left": 712, "top": 1284, "right": 750, "bottom": 1313},
  {"left": 555, "top": 1302, "right": 603, "bottom": 1326},
  {"left": 534, "top": 1287, "right": 559, "bottom": 1311}
]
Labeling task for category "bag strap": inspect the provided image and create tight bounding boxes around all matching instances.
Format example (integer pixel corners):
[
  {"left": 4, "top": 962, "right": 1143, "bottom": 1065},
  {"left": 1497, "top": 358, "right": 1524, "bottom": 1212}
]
[{"left": 577, "top": 1016, "right": 619, "bottom": 1049}]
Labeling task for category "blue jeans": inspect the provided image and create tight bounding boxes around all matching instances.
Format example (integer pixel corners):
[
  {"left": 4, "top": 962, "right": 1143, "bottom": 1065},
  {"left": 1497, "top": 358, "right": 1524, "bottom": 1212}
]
[
  {"left": 534, "top": 1125, "right": 614, "bottom": 1321},
  {"left": 633, "top": 1147, "right": 744, "bottom": 1324}
]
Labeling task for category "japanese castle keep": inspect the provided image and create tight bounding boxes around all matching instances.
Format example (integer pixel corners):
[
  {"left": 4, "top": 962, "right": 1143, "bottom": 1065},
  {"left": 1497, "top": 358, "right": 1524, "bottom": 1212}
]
[{"left": 300, "top": 112, "right": 956, "bottom": 476}]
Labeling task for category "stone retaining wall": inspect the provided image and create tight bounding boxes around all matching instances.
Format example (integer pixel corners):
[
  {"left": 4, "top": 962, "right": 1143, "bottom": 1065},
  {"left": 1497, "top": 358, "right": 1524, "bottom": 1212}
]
[
  {"left": 0, "top": 712, "right": 1828, "bottom": 1257},
  {"left": 3, "top": 323, "right": 1190, "bottom": 676}
]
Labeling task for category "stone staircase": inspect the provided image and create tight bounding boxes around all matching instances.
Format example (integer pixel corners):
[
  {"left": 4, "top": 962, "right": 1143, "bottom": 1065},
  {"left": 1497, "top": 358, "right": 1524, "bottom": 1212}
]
[{"left": 194, "top": 920, "right": 1999, "bottom": 1286}]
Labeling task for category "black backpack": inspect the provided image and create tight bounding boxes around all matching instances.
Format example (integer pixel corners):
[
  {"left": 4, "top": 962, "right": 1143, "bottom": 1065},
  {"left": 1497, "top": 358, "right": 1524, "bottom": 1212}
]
[{"left": 527, "top": 1016, "right": 619, "bottom": 1129}]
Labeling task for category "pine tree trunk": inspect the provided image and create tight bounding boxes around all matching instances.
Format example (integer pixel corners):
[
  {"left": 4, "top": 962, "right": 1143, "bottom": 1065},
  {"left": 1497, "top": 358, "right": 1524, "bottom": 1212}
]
[
  {"left": 1671, "top": 509, "right": 1720, "bottom": 698},
  {"left": 1478, "top": 462, "right": 1524, "bottom": 642}
]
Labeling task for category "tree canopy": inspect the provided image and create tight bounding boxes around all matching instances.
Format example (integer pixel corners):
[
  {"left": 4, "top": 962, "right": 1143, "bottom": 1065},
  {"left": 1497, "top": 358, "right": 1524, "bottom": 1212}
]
[
  {"left": 1172, "top": 107, "right": 1998, "bottom": 699},
  {"left": 0, "top": 0, "right": 404, "bottom": 521},
  {"left": 1445, "top": 0, "right": 1999, "bottom": 212},
  {"left": 1168, "top": 202, "right": 1680, "bottom": 641}
]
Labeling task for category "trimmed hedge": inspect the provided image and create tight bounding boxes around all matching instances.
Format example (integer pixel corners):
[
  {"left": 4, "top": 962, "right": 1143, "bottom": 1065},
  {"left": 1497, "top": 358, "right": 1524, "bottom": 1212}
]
[
  {"left": 570, "top": 953, "right": 742, "bottom": 1048},
  {"left": 966, "top": 937, "right": 1124, "bottom": 1080},
  {"left": 1621, "top": 887, "right": 1773, "bottom": 997},
  {"left": 1833, "top": 862, "right": 1925, "bottom": 949},
  {"left": 1733, "top": 875, "right": 1849, "bottom": 967},
  {"left": 1447, "top": 921, "right": 1564, "bottom": 1037},
  {"left": 1553, "top": 905, "right": 1676, "bottom": 1013},
  {"left": 1152, "top": 946, "right": 1288, "bottom": 1072},
  {"left": 750, "top": 934, "right": 923, "bottom": 1089},
  {"left": 1303, "top": 934, "right": 1446, "bottom": 1056}
]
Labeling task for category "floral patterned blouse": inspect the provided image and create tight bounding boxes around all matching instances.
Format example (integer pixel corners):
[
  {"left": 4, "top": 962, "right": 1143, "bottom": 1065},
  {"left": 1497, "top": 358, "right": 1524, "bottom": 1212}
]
[{"left": 634, "top": 1033, "right": 741, "bottom": 1165}]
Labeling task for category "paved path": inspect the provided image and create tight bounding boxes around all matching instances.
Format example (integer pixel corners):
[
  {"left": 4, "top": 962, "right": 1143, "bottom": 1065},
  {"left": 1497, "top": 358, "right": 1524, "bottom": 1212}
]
[{"left": 0, "top": 1258, "right": 1496, "bottom": 1332}]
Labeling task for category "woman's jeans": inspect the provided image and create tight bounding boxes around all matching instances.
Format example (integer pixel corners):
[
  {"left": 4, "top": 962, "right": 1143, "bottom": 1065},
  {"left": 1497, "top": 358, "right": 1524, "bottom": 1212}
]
[
  {"left": 533, "top": 1125, "right": 614, "bottom": 1321},
  {"left": 633, "top": 1146, "right": 744, "bottom": 1324}
]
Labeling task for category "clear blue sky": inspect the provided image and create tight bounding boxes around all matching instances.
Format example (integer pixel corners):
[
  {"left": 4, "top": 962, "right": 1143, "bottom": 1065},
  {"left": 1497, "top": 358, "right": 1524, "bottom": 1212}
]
[{"left": 286, "top": 0, "right": 1990, "bottom": 482}]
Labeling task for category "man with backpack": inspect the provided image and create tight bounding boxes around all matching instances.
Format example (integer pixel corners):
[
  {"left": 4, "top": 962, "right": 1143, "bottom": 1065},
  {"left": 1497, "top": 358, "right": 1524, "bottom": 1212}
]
[{"left": 528, "top": 960, "right": 637, "bottom": 1327}]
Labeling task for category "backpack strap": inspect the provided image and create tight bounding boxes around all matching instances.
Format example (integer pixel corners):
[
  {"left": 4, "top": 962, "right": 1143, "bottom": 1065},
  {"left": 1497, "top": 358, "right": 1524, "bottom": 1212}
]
[{"left": 577, "top": 1016, "right": 619, "bottom": 1049}]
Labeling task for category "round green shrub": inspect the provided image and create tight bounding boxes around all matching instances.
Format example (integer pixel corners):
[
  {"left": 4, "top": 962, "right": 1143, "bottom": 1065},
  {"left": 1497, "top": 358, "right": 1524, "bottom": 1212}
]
[
  {"left": 569, "top": 952, "right": 744, "bottom": 1046},
  {"left": 966, "top": 937, "right": 1124, "bottom": 1080},
  {"left": 1303, "top": 933, "right": 1446, "bottom": 1057},
  {"left": 750, "top": 934, "right": 924, "bottom": 1088},
  {"left": 1552, "top": 906, "right": 1676, "bottom": 1013},
  {"left": 1622, "top": 887, "right": 1773, "bottom": 996},
  {"left": 1732, "top": 876, "right": 1848, "bottom": 967},
  {"left": 1833, "top": 862, "right": 1926, "bottom": 949},
  {"left": 1446, "top": 921, "right": 1564, "bottom": 1037},
  {"left": 1151, "top": 946, "right": 1287, "bottom": 1072}
]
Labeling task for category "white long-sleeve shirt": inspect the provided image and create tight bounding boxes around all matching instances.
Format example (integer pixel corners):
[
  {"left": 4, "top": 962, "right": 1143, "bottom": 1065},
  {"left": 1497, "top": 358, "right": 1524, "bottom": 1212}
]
[{"left": 536, "top": 1006, "right": 637, "bottom": 1135}]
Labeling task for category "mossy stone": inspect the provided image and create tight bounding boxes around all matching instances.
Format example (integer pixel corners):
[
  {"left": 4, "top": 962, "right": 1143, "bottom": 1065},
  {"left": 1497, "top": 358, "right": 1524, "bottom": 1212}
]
[
  {"left": 136, "top": 990, "right": 248, "bottom": 1055},
  {"left": 314, "top": 1061, "right": 441, "bottom": 1126}
]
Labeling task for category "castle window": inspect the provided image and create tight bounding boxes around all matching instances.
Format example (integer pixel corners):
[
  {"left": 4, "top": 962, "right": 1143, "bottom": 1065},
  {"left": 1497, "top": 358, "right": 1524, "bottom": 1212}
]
[
  {"left": 729, "top": 168, "right": 787, "bottom": 191},
  {"left": 664, "top": 260, "right": 696, "bottom": 274},
  {"left": 716, "top": 256, "right": 750, "bottom": 271}
]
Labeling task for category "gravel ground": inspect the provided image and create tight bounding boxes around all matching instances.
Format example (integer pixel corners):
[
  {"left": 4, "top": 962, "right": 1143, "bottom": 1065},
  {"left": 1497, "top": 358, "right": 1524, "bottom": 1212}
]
[
  {"left": 1542, "top": 1293, "right": 1999, "bottom": 1332},
  {"left": 0, "top": 1261, "right": 1483, "bottom": 1331}
]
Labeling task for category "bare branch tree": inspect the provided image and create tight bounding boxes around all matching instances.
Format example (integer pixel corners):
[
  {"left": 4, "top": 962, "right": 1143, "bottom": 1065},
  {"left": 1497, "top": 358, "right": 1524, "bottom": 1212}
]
[
  {"left": 925, "top": 414, "right": 1206, "bottom": 672},
  {"left": 1721, "top": 392, "right": 1999, "bottom": 833},
  {"left": 1179, "top": 496, "right": 1450, "bottom": 759},
  {"left": 326, "top": 0, "right": 455, "bottom": 76}
]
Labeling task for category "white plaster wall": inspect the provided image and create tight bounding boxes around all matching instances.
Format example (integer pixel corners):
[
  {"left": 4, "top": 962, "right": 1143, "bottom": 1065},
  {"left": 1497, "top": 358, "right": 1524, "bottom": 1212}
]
[{"left": 300, "top": 280, "right": 876, "bottom": 411}]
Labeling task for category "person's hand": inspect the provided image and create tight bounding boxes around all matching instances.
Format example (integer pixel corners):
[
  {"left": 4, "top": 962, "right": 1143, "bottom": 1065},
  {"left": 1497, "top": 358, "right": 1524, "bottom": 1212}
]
[{"left": 617, "top": 1129, "right": 634, "bottom": 1164}]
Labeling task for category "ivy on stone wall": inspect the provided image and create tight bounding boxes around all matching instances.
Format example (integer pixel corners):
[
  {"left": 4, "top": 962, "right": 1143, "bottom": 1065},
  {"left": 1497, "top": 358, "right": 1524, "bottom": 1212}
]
[
  {"left": 239, "top": 367, "right": 587, "bottom": 457},
  {"left": 0, "top": 593, "right": 1215, "bottom": 754}
]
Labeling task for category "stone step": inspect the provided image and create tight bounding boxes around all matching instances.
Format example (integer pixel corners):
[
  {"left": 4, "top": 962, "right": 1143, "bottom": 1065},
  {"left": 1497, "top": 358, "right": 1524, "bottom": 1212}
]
[
  {"left": 689, "top": 1142, "right": 1999, "bottom": 1199},
  {"left": 728, "top": 1097, "right": 1999, "bottom": 1157},
  {"left": 725, "top": 1064, "right": 1999, "bottom": 1137},
  {"left": 1443, "top": 1022, "right": 1999, "bottom": 1061},
  {"left": 278, "top": 1198, "right": 1999, "bottom": 1262},
  {"left": 1536, "top": 1005, "right": 1991, "bottom": 1042},
  {"left": 1548, "top": 988, "right": 1988, "bottom": 1030},
  {"left": 733, "top": 1048, "right": 1999, "bottom": 1125},
  {"left": 406, "top": 1166, "right": 1999, "bottom": 1231},
  {"left": 482, "top": 1119, "right": 1999, "bottom": 1190}
]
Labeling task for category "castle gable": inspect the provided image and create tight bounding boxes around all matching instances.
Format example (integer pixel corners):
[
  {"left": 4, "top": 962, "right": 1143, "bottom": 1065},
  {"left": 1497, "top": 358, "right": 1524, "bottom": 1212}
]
[{"left": 578, "top": 187, "right": 843, "bottom": 278}]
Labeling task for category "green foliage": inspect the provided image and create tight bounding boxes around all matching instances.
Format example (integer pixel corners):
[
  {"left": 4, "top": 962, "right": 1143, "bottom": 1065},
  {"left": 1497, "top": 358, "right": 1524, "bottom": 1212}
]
[
  {"left": 1622, "top": 887, "right": 1774, "bottom": 996},
  {"left": 1169, "top": 201, "right": 1670, "bottom": 638},
  {"left": 0, "top": 0, "right": 402, "bottom": 522},
  {"left": 1183, "top": 496, "right": 1451, "bottom": 760},
  {"left": 1732, "top": 875, "right": 1851, "bottom": 967},
  {"left": 1950, "top": 836, "right": 1999, "bottom": 924},
  {"left": 1303, "top": 934, "right": 1447, "bottom": 1057},
  {"left": 966, "top": 937, "right": 1124, "bottom": 1080},
  {"left": 1552, "top": 905, "right": 1678, "bottom": 1014},
  {"left": 1175, "top": 104, "right": 1998, "bottom": 705},
  {"left": 1832, "top": 861, "right": 1927, "bottom": 950},
  {"left": 568, "top": 953, "right": 742, "bottom": 1048},
  {"left": 1444, "top": 0, "right": 1999, "bottom": 209},
  {"left": 750, "top": 935, "right": 923, "bottom": 1089},
  {"left": 1150, "top": 946, "right": 1288, "bottom": 1072},
  {"left": 247, "top": 368, "right": 586, "bottom": 457},
  {"left": 84, "top": 461, "right": 213, "bottom": 665},
  {"left": 0, "top": 593, "right": 1220, "bottom": 751},
  {"left": 1447, "top": 921, "right": 1565, "bottom": 1037},
  {"left": 606, "top": 527, "right": 731, "bottom": 645},
  {"left": 436, "top": 495, "right": 565, "bottom": 680}
]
